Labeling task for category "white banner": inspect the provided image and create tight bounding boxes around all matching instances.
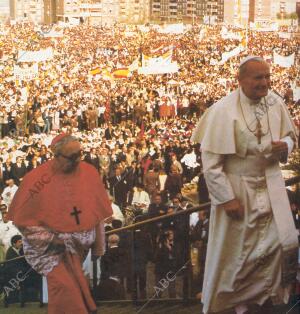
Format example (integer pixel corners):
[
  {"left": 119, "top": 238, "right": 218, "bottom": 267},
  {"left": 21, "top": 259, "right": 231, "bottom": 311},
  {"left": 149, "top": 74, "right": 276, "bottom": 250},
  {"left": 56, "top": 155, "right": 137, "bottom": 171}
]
[
  {"left": 158, "top": 23, "right": 184, "bottom": 34},
  {"left": 138, "top": 62, "right": 179, "bottom": 75},
  {"left": 128, "top": 58, "right": 139, "bottom": 72},
  {"left": 278, "top": 32, "right": 291, "bottom": 39},
  {"left": 43, "top": 30, "right": 63, "bottom": 38},
  {"left": 69, "top": 17, "right": 80, "bottom": 26},
  {"left": 14, "top": 63, "right": 38, "bottom": 81},
  {"left": 221, "top": 27, "right": 242, "bottom": 40},
  {"left": 293, "top": 87, "right": 300, "bottom": 101},
  {"left": 17, "top": 48, "right": 53, "bottom": 62},
  {"left": 142, "top": 50, "right": 172, "bottom": 68},
  {"left": 250, "top": 22, "right": 278, "bottom": 32},
  {"left": 273, "top": 52, "right": 295, "bottom": 68},
  {"left": 124, "top": 31, "right": 136, "bottom": 37},
  {"left": 137, "top": 25, "right": 149, "bottom": 33},
  {"left": 219, "top": 46, "right": 244, "bottom": 65}
]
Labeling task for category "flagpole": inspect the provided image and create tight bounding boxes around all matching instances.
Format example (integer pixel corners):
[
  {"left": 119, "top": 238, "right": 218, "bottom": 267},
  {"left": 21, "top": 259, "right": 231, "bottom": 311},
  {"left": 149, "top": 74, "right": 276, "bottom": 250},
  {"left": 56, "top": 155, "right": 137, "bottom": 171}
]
[{"left": 246, "top": 22, "right": 248, "bottom": 52}]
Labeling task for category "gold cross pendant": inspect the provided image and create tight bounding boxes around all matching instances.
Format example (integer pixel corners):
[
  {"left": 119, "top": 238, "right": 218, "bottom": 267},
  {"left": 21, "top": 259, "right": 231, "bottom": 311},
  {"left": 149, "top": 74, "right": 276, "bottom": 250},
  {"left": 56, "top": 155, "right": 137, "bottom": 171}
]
[{"left": 254, "top": 119, "right": 263, "bottom": 144}]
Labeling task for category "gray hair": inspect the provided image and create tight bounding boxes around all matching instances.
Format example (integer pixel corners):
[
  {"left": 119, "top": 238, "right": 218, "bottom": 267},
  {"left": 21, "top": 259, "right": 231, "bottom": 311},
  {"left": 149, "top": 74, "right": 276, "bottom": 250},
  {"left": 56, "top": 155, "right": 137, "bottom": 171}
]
[
  {"left": 52, "top": 135, "right": 79, "bottom": 157},
  {"left": 108, "top": 234, "right": 120, "bottom": 246}
]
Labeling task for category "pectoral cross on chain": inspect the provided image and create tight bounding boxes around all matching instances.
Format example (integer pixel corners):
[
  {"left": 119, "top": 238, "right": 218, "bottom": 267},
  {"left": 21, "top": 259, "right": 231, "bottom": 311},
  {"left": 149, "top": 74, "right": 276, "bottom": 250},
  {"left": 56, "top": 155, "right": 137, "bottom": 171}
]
[
  {"left": 254, "top": 119, "right": 263, "bottom": 144},
  {"left": 70, "top": 206, "right": 82, "bottom": 225}
]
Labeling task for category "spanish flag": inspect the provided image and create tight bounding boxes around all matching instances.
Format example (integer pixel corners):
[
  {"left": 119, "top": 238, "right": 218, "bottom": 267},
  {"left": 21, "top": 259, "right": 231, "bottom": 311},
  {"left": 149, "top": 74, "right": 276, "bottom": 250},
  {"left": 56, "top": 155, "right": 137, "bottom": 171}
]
[
  {"left": 112, "top": 68, "right": 130, "bottom": 79},
  {"left": 89, "top": 67, "right": 101, "bottom": 75},
  {"left": 102, "top": 68, "right": 113, "bottom": 81}
]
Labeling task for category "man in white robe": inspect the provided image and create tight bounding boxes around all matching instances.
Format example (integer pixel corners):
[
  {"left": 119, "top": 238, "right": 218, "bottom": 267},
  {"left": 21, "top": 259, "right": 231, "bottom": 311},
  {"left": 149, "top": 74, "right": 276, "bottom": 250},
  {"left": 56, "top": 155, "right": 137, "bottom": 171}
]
[
  {"left": 1, "top": 179, "right": 18, "bottom": 207},
  {"left": 0, "top": 211, "right": 21, "bottom": 252},
  {"left": 191, "top": 56, "right": 299, "bottom": 314}
]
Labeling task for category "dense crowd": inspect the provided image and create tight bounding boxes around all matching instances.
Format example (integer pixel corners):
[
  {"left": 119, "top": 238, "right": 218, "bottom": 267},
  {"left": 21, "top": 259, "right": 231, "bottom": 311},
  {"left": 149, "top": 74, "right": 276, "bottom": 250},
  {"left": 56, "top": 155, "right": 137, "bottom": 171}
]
[{"left": 0, "top": 21, "right": 299, "bottom": 302}]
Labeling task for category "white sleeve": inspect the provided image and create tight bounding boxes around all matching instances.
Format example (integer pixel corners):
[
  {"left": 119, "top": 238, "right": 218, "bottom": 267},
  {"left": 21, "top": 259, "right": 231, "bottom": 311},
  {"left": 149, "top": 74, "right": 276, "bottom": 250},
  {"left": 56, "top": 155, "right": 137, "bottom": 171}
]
[
  {"left": 280, "top": 136, "right": 294, "bottom": 155},
  {"left": 144, "top": 192, "right": 151, "bottom": 206},
  {"left": 202, "top": 151, "right": 235, "bottom": 205}
]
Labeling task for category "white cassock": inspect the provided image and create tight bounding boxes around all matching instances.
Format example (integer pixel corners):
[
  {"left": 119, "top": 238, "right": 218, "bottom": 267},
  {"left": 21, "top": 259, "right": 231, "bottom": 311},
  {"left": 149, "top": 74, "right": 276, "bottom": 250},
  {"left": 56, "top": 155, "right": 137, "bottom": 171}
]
[
  {"left": 1, "top": 184, "right": 18, "bottom": 207},
  {"left": 109, "top": 203, "right": 125, "bottom": 225},
  {"left": 82, "top": 249, "right": 101, "bottom": 286},
  {"left": 132, "top": 189, "right": 151, "bottom": 214},
  {"left": 191, "top": 88, "right": 299, "bottom": 313}
]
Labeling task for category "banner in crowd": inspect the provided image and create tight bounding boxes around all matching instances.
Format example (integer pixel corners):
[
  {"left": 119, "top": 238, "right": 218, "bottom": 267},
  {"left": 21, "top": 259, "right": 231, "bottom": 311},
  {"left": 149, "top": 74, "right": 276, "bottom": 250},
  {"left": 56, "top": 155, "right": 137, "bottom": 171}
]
[
  {"left": 124, "top": 31, "right": 135, "bottom": 37},
  {"left": 221, "top": 26, "right": 243, "bottom": 40},
  {"left": 273, "top": 52, "right": 295, "bottom": 68},
  {"left": 138, "top": 62, "right": 179, "bottom": 75},
  {"left": 293, "top": 86, "right": 300, "bottom": 101},
  {"left": 43, "top": 30, "right": 64, "bottom": 38},
  {"left": 151, "top": 44, "right": 174, "bottom": 56},
  {"left": 17, "top": 48, "right": 53, "bottom": 62},
  {"left": 96, "top": 47, "right": 116, "bottom": 57},
  {"left": 112, "top": 68, "right": 130, "bottom": 79},
  {"left": 101, "top": 68, "right": 113, "bottom": 81},
  {"left": 250, "top": 22, "right": 278, "bottom": 32},
  {"left": 219, "top": 45, "right": 244, "bottom": 65},
  {"left": 128, "top": 58, "right": 139, "bottom": 72},
  {"left": 137, "top": 25, "right": 150, "bottom": 33},
  {"left": 157, "top": 24, "right": 184, "bottom": 34},
  {"left": 142, "top": 49, "right": 173, "bottom": 68},
  {"left": 199, "top": 27, "right": 207, "bottom": 41},
  {"left": 69, "top": 17, "right": 80, "bottom": 26},
  {"left": 14, "top": 63, "right": 38, "bottom": 81},
  {"left": 90, "top": 67, "right": 101, "bottom": 75},
  {"left": 278, "top": 32, "right": 291, "bottom": 39}
]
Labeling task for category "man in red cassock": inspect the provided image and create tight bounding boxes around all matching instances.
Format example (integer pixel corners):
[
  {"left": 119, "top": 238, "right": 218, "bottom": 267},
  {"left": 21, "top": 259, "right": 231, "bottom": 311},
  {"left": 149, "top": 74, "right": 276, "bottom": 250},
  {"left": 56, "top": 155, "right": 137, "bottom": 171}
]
[{"left": 8, "top": 134, "right": 113, "bottom": 314}]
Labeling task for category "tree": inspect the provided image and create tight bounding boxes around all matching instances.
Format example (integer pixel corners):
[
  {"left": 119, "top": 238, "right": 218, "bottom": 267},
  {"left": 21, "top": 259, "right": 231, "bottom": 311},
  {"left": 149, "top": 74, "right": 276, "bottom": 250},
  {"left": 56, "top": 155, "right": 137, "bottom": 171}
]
[
  {"left": 289, "top": 12, "right": 298, "bottom": 20},
  {"left": 276, "top": 12, "right": 286, "bottom": 19}
]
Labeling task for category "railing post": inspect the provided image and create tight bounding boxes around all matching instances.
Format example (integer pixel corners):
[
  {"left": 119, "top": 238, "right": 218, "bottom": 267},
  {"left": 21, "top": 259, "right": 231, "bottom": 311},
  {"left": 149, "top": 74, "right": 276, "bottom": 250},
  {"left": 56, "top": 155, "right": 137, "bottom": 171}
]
[
  {"left": 92, "top": 256, "right": 97, "bottom": 300},
  {"left": 182, "top": 213, "right": 191, "bottom": 303},
  {"left": 131, "top": 229, "right": 138, "bottom": 302}
]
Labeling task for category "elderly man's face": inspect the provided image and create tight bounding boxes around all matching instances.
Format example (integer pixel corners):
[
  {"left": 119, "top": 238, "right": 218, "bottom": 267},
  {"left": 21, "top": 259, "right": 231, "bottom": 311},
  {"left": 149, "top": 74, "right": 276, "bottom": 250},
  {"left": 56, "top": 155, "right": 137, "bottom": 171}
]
[
  {"left": 57, "top": 141, "right": 81, "bottom": 173},
  {"left": 238, "top": 61, "right": 271, "bottom": 101}
]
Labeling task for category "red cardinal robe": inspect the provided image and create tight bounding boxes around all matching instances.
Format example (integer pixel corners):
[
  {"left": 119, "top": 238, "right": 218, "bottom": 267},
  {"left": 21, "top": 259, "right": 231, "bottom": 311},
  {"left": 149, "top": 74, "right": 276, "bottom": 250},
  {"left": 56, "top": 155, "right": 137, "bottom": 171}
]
[
  {"left": 8, "top": 160, "right": 112, "bottom": 314},
  {"left": 8, "top": 160, "right": 112, "bottom": 232}
]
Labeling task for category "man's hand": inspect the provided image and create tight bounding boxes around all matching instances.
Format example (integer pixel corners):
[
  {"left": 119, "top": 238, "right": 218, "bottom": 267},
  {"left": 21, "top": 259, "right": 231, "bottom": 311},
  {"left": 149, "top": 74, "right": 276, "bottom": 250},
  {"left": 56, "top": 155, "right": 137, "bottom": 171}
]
[
  {"left": 45, "top": 237, "right": 65, "bottom": 253},
  {"left": 271, "top": 141, "right": 288, "bottom": 163},
  {"left": 221, "top": 199, "right": 244, "bottom": 220},
  {"left": 51, "top": 237, "right": 65, "bottom": 250}
]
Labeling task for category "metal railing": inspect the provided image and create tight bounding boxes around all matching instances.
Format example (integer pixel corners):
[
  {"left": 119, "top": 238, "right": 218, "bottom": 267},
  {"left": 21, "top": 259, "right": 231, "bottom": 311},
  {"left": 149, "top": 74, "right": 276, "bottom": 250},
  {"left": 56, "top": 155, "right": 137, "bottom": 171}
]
[{"left": 1, "top": 175, "right": 299, "bottom": 307}]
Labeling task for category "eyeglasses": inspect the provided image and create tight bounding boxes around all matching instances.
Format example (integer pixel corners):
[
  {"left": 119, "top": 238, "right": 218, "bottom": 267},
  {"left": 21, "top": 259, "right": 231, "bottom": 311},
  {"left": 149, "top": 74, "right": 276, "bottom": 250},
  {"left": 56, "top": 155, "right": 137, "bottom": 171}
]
[{"left": 59, "top": 150, "right": 82, "bottom": 161}]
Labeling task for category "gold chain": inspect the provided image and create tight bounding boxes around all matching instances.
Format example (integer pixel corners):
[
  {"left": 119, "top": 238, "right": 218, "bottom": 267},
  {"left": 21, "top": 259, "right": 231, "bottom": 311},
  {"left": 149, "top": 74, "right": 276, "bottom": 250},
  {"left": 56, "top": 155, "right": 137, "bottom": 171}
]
[{"left": 239, "top": 93, "right": 271, "bottom": 142}]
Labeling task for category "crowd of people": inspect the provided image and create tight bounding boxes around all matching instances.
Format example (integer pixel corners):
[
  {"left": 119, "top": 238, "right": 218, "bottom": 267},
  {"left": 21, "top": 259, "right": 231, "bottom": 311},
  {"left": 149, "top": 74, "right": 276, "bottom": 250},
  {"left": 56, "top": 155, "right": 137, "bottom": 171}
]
[{"left": 0, "top": 21, "right": 299, "bottom": 303}]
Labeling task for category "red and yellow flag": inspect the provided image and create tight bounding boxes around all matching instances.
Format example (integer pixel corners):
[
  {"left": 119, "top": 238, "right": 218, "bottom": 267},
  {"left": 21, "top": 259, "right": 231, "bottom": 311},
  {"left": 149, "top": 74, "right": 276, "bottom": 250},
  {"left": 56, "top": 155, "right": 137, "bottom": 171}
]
[
  {"left": 89, "top": 67, "right": 101, "bottom": 75},
  {"left": 112, "top": 68, "right": 130, "bottom": 79}
]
